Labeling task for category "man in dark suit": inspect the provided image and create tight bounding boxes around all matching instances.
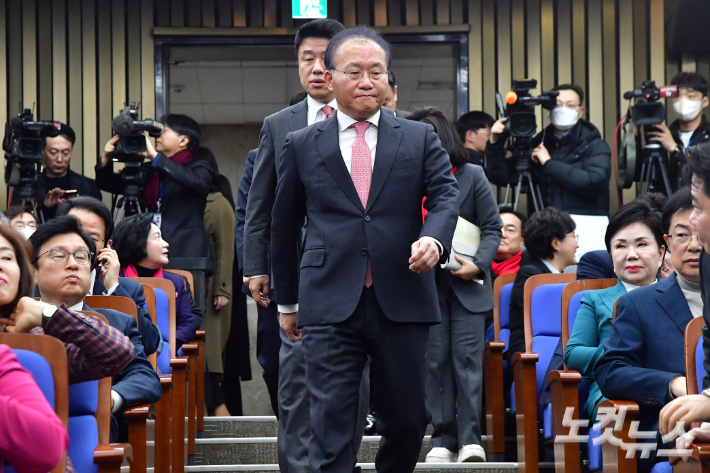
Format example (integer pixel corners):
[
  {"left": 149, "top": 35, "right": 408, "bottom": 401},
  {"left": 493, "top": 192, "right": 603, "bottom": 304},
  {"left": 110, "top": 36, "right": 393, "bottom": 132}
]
[
  {"left": 29, "top": 216, "right": 162, "bottom": 441},
  {"left": 597, "top": 187, "right": 701, "bottom": 473},
  {"left": 11, "top": 123, "right": 103, "bottom": 221},
  {"left": 56, "top": 196, "right": 162, "bottom": 356},
  {"left": 383, "top": 70, "right": 409, "bottom": 118},
  {"left": 271, "top": 27, "right": 459, "bottom": 473},
  {"left": 243, "top": 19, "right": 353, "bottom": 471}
]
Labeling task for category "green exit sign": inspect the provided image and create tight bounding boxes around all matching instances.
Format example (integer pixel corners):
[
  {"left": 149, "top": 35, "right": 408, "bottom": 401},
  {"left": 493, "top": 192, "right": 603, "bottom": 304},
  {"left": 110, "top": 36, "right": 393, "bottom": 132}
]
[{"left": 292, "top": 0, "right": 327, "bottom": 19}]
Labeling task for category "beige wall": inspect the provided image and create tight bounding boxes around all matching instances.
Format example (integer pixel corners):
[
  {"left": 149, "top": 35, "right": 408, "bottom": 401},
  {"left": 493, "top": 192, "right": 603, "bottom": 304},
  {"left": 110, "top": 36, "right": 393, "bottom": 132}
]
[
  {"left": 201, "top": 125, "right": 262, "bottom": 200},
  {"left": 1, "top": 0, "right": 705, "bottom": 215}
]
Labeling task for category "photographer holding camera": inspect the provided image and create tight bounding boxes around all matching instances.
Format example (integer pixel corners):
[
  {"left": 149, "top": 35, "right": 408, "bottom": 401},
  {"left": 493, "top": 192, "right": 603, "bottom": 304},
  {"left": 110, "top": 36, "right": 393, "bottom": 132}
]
[
  {"left": 645, "top": 72, "right": 710, "bottom": 190},
  {"left": 10, "top": 123, "right": 103, "bottom": 219},
  {"left": 486, "top": 84, "right": 611, "bottom": 216},
  {"left": 96, "top": 113, "right": 217, "bottom": 260}
]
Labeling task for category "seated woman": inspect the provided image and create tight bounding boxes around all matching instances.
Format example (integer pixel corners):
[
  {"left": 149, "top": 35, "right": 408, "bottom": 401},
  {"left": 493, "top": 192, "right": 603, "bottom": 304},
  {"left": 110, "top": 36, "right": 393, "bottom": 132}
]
[
  {"left": 563, "top": 197, "right": 665, "bottom": 422},
  {"left": 112, "top": 213, "right": 196, "bottom": 348},
  {"left": 504, "top": 207, "right": 578, "bottom": 366}
]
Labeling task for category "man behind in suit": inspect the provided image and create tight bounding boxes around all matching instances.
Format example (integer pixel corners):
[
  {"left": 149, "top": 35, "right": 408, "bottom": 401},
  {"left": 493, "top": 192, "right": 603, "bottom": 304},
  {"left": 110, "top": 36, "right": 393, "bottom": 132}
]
[
  {"left": 271, "top": 27, "right": 459, "bottom": 473},
  {"left": 244, "top": 19, "right": 352, "bottom": 472},
  {"left": 29, "top": 216, "right": 162, "bottom": 441},
  {"left": 56, "top": 196, "right": 162, "bottom": 356},
  {"left": 383, "top": 70, "right": 409, "bottom": 118}
]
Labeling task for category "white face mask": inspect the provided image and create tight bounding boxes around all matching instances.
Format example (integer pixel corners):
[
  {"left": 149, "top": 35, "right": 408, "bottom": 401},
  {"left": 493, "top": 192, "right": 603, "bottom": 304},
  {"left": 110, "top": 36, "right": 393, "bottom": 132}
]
[
  {"left": 673, "top": 98, "right": 703, "bottom": 122},
  {"left": 550, "top": 107, "right": 580, "bottom": 131},
  {"left": 17, "top": 226, "right": 35, "bottom": 240}
]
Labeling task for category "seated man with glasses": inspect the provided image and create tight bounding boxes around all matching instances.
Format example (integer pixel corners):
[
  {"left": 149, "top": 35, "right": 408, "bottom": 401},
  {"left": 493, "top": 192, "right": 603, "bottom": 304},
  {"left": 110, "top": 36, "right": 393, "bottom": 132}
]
[
  {"left": 486, "top": 83, "right": 611, "bottom": 216},
  {"left": 11, "top": 123, "right": 103, "bottom": 221},
  {"left": 3, "top": 205, "right": 38, "bottom": 238},
  {"left": 28, "top": 215, "right": 161, "bottom": 442},
  {"left": 594, "top": 188, "right": 701, "bottom": 473},
  {"left": 57, "top": 196, "right": 162, "bottom": 356}
]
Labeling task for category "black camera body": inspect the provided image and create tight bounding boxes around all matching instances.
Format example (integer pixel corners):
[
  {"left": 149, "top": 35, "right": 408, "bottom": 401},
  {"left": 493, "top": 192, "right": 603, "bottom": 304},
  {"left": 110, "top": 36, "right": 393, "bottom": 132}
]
[
  {"left": 505, "top": 79, "right": 559, "bottom": 138},
  {"left": 112, "top": 102, "right": 163, "bottom": 161},
  {"left": 623, "top": 80, "right": 678, "bottom": 127}
]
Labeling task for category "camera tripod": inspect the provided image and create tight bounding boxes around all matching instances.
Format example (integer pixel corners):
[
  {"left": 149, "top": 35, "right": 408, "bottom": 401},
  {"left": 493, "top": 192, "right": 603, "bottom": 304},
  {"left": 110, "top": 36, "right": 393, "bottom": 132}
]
[
  {"left": 637, "top": 143, "right": 672, "bottom": 196},
  {"left": 112, "top": 161, "right": 145, "bottom": 224},
  {"left": 503, "top": 148, "right": 544, "bottom": 212}
]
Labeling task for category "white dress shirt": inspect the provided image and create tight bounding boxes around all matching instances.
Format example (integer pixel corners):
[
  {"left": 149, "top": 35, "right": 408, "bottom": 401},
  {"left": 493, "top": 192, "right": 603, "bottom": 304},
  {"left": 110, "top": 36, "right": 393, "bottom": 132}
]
[
  {"left": 307, "top": 95, "right": 338, "bottom": 126},
  {"left": 88, "top": 269, "right": 119, "bottom": 297}
]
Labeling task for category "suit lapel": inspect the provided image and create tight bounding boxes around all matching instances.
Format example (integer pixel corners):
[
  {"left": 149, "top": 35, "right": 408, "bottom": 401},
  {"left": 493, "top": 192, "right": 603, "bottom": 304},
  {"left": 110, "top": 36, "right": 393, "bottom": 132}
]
[
  {"left": 601, "top": 280, "right": 626, "bottom": 314},
  {"left": 455, "top": 168, "right": 473, "bottom": 207},
  {"left": 289, "top": 100, "right": 308, "bottom": 132},
  {"left": 655, "top": 273, "right": 694, "bottom": 333},
  {"left": 315, "top": 115, "right": 364, "bottom": 211},
  {"left": 366, "top": 111, "right": 402, "bottom": 211}
]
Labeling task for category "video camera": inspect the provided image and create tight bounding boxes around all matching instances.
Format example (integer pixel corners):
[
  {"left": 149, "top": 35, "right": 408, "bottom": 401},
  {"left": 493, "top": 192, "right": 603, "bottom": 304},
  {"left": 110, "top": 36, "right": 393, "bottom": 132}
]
[
  {"left": 111, "top": 102, "right": 163, "bottom": 161},
  {"left": 623, "top": 80, "right": 678, "bottom": 126},
  {"left": 501, "top": 79, "right": 559, "bottom": 137}
]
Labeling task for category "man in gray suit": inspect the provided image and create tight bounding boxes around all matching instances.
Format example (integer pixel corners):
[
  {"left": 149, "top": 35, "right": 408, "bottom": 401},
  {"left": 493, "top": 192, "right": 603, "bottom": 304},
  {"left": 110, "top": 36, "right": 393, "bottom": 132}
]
[
  {"left": 271, "top": 27, "right": 459, "bottom": 473},
  {"left": 244, "top": 19, "right": 360, "bottom": 473}
]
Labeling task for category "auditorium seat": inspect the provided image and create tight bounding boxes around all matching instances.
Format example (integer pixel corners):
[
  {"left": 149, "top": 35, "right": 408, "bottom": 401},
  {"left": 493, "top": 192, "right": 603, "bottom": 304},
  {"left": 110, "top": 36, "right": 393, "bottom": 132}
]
[
  {"left": 510, "top": 272, "right": 575, "bottom": 473},
  {"left": 484, "top": 272, "right": 516, "bottom": 461},
  {"left": 548, "top": 278, "right": 616, "bottom": 473}
]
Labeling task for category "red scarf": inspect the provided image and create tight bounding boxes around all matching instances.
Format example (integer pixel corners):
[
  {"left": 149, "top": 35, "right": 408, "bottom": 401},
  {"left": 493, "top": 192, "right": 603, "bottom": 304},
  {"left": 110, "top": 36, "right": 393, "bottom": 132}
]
[
  {"left": 491, "top": 250, "right": 523, "bottom": 277},
  {"left": 422, "top": 167, "right": 456, "bottom": 223},
  {"left": 123, "top": 264, "right": 164, "bottom": 279},
  {"left": 145, "top": 149, "right": 194, "bottom": 211}
]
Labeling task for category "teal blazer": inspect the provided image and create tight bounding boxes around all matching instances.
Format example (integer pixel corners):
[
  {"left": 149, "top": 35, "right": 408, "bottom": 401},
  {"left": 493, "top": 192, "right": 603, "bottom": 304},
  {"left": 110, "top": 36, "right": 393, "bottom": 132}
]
[{"left": 563, "top": 279, "right": 627, "bottom": 420}]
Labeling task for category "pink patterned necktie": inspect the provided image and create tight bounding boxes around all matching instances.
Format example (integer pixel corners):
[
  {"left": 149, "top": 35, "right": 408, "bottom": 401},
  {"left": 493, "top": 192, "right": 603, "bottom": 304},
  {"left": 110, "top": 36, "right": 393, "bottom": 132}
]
[
  {"left": 350, "top": 121, "right": 373, "bottom": 288},
  {"left": 321, "top": 105, "right": 334, "bottom": 120}
]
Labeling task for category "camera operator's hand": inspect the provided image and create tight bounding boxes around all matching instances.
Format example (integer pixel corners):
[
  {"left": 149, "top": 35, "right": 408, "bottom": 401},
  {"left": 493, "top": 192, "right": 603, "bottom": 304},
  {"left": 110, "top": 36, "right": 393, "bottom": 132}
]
[
  {"left": 101, "top": 135, "right": 120, "bottom": 167},
  {"left": 647, "top": 123, "right": 678, "bottom": 152},
  {"left": 44, "top": 188, "right": 66, "bottom": 209},
  {"left": 97, "top": 246, "right": 121, "bottom": 291},
  {"left": 139, "top": 138, "right": 159, "bottom": 162},
  {"left": 531, "top": 143, "right": 551, "bottom": 166},
  {"left": 489, "top": 118, "right": 508, "bottom": 144}
]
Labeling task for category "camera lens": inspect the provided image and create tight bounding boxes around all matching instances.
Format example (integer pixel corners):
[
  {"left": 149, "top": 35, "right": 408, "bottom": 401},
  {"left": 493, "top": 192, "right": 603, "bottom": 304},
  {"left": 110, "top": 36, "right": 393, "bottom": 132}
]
[
  {"left": 18, "top": 138, "right": 42, "bottom": 158},
  {"left": 127, "top": 137, "right": 141, "bottom": 152}
]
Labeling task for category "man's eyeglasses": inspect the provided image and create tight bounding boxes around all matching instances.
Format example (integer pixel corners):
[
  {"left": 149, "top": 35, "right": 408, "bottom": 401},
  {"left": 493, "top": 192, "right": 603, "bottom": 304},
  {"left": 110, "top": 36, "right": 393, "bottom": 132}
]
[
  {"left": 667, "top": 232, "right": 700, "bottom": 247},
  {"left": 37, "top": 248, "right": 93, "bottom": 265},
  {"left": 12, "top": 222, "right": 37, "bottom": 231},
  {"left": 331, "top": 69, "right": 388, "bottom": 83}
]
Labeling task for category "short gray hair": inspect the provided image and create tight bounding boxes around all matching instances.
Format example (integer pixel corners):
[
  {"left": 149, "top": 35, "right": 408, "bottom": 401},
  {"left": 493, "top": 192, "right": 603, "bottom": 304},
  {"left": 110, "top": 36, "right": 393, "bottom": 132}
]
[{"left": 324, "top": 26, "right": 391, "bottom": 71}]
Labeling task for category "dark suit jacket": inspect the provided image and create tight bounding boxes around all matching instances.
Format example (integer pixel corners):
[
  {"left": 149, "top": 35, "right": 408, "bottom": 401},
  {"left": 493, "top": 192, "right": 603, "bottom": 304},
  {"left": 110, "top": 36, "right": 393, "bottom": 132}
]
[
  {"left": 84, "top": 304, "right": 161, "bottom": 408},
  {"left": 699, "top": 250, "right": 710, "bottom": 390},
  {"left": 504, "top": 259, "right": 551, "bottom": 362},
  {"left": 576, "top": 250, "right": 616, "bottom": 280},
  {"left": 594, "top": 273, "right": 693, "bottom": 429},
  {"left": 244, "top": 99, "right": 309, "bottom": 278},
  {"left": 95, "top": 154, "right": 213, "bottom": 260},
  {"left": 235, "top": 149, "right": 259, "bottom": 298},
  {"left": 93, "top": 275, "right": 161, "bottom": 356},
  {"left": 11, "top": 169, "right": 103, "bottom": 220},
  {"left": 271, "top": 110, "right": 459, "bottom": 326},
  {"left": 440, "top": 164, "right": 502, "bottom": 313}
]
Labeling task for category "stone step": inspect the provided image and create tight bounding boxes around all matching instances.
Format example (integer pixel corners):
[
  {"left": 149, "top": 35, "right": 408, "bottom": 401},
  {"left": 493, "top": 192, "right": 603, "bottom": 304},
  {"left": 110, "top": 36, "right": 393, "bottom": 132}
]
[
  {"left": 202, "top": 416, "right": 438, "bottom": 438},
  {"left": 196, "top": 436, "right": 456, "bottom": 465},
  {"left": 122, "top": 463, "right": 518, "bottom": 473}
]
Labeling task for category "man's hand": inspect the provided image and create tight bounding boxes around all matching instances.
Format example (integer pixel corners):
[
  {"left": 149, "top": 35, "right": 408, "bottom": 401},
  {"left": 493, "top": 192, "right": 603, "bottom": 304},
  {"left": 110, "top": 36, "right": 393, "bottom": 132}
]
[
  {"left": 409, "top": 237, "right": 440, "bottom": 274},
  {"left": 647, "top": 123, "right": 678, "bottom": 152},
  {"left": 44, "top": 188, "right": 66, "bottom": 208},
  {"left": 677, "top": 425, "right": 710, "bottom": 460},
  {"left": 101, "top": 135, "right": 120, "bottom": 167},
  {"left": 671, "top": 376, "right": 688, "bottom": 398},
  {"left": 659, "top": 394, "right": 710, "bottom": 435},
  {"left": 1, "top": 297, "right": 50, "bottom": 333},
  {"left": 249, "top": 276, "right": 271, "bottom": 308},
  {"left": 450, "top": 256, "right": 481, "bottom": 281},
  {"left": 489, "top": 117, "right": 508, "bottom": 144},
  {"left": 97, "top": 247, "right": 121, "bottom": 290},
  {"left": 214, "top": 295, "right": 229, "bottom": 310},
  {"left": 279, "top": 312, "right": 302, "bottom": 342},
  {"left": 242, "top": 276, "right": 250, "bottom": 288},
  {"left": 139, "top": 138, "right": 159, "bottom": 161},
  {"left": 531, "top": 143, "right": 551, "bottom": 166}
]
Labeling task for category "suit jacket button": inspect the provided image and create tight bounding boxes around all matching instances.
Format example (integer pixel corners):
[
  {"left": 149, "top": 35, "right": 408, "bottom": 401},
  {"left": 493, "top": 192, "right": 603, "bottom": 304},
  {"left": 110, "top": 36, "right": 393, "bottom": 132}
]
[
  {"left": 364, "top": 214, "right": 371, "bottom": 222},
  {"left": 361, "top": 248, "right": 368, "bottom": 256}
]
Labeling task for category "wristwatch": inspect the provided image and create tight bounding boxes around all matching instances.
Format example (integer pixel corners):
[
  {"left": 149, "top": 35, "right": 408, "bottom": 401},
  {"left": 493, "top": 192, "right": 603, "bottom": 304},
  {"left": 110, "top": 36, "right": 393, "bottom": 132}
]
[
  {"left": 41, "top": 304, "right": 58, "bottom": 329},
  {"left": 702, "top": 387, "right": 710, "bottom": 399}
]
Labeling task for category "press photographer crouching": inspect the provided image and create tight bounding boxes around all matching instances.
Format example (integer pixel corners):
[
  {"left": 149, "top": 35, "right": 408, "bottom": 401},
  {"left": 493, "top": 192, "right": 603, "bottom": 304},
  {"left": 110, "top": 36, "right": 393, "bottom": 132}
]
[
  {"left": 96, "top": 113, "right": 217, "bottom": 261},
  {"left": 645, "top": 72, "right": 710, "bottom": 190},
  {"left": 10, "top": 123, "right": 103, "bottom": 220},
  {"left": 486, "top": 83, "right": 611, "bottom": 216}
]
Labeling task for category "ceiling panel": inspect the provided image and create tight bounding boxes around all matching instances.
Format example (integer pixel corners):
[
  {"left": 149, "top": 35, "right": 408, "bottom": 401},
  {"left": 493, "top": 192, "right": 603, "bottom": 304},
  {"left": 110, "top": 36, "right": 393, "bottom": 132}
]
[
  {"left": 202, "top": 104, "right": 244, "bottom": 124},
  {"left": 169, "top": 66, "right": 202, "bottom": 104},
  {"left": 242, "top": 67, "right": 289, "bottom": 104},
  {"left": 169, "top": 103, "right": 206, "bottom": 123},
  {"left": 198, "top": 67, "right": 244, "bottom": 103}
]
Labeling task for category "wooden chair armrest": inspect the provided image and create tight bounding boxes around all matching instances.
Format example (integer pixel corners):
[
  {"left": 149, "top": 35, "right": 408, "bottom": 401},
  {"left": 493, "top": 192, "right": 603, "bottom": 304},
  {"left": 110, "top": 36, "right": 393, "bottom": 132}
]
[
  {"left": 598, "top": 399, "right": 640, "bottom": 473},
  {"left": 154, "top": 376, "right": 173, "bottom": 473},
  {"left": 512, "top": 352, "right": 540, "bottom": 473},
  {"left": 670, "top": 442, "right": 710, "bottom": 466},
  {"left": 194, "top": 331, "right": 205, "bottom": 433},
  {"left": 181, "top": 343, "right": 198, "bottom": 355},
  {"left": 125, "top": 403, "right": 157, "bottom": 421},
  {"left": 170, "top": 358, "right": 188, "bottom": 473},
  {"left": 548, "top": 369, "right": 582, "bottom": 473},
  {"left": 484, "top": 340, "right": 507, "bottom": 457},
  {"left": 125, "top": 404, "right": 156, "bottom": 473},
  {"left": 193, "top": 330, "right": 205, "bottom": 342},
  {"left": 94, "top": 443, "right": 132, "bottom": 473}
]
